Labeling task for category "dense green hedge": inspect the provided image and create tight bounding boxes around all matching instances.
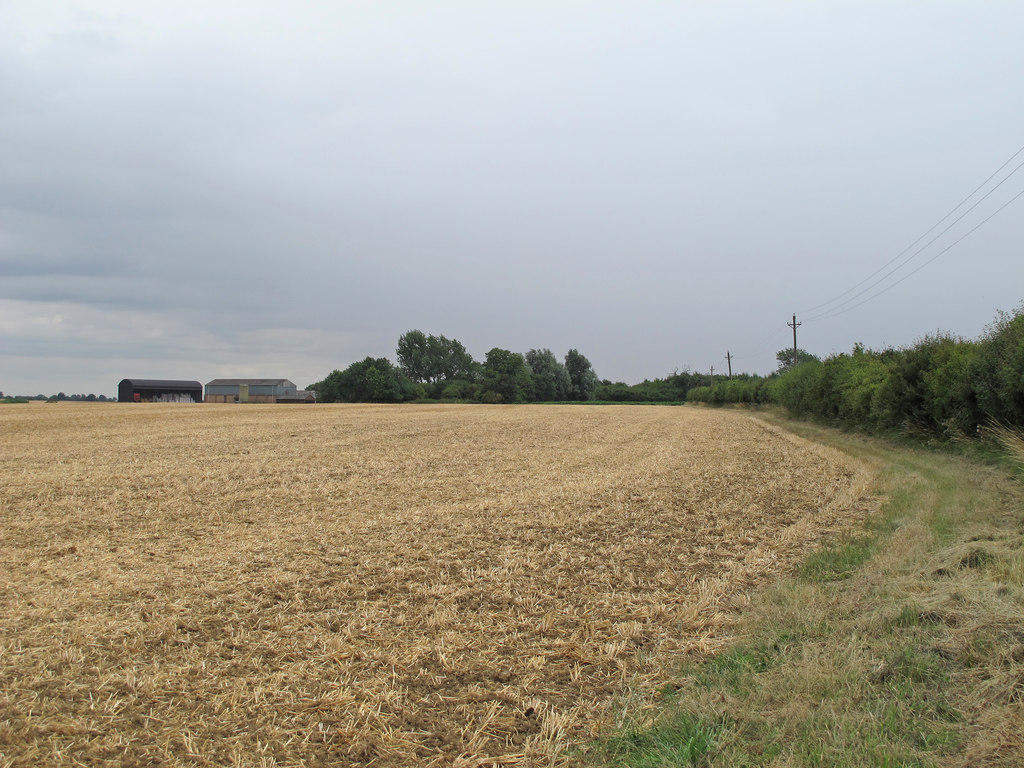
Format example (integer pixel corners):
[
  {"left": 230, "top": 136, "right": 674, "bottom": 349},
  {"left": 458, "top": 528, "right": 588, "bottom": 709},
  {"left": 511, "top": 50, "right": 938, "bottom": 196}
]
[
  {"left": 688, "top": 306, "right": 1024, "bottom": 438},
  {"left": 595, "top": 370, "right": 711, "bottom": 402}
]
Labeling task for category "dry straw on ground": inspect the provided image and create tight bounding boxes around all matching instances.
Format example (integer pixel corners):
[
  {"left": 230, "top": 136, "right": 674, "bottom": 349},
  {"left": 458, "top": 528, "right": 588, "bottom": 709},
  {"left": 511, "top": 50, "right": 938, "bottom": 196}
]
[{"left": 0, "top": 404, "right": 874, "bottom": 767}]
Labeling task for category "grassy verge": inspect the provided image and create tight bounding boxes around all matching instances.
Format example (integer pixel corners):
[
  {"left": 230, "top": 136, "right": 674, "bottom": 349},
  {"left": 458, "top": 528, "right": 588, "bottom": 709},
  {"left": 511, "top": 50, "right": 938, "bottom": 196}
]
[{"left": 580, "top": 414, "right": 1024, "bottom": 767}]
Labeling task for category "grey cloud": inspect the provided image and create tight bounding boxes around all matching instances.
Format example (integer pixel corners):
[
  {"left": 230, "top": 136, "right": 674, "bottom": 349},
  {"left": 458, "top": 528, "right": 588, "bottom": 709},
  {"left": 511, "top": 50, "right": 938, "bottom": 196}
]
[{"left": 1, "top": 1, "right": 1023, "bottom": 396}]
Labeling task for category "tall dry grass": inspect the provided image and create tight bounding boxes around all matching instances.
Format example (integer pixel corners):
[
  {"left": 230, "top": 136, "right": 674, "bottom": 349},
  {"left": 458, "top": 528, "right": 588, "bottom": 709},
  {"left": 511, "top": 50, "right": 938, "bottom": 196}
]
[{"left": 991, "top": 422, "right": 1024, "bottom": 474}]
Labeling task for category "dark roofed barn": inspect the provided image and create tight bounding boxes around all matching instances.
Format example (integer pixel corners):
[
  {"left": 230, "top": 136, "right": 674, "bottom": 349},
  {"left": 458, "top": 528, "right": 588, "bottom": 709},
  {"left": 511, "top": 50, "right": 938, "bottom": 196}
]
[{"left": 118, "top": 379, "right": 203, "bottom": 404}]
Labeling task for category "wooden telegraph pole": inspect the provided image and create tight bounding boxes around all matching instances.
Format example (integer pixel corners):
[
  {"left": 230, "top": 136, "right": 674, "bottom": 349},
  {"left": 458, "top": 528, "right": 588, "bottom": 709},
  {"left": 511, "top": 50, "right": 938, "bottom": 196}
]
[
  {"left": 788, "top": 314, "right": 802, "bottom": 368},
  {"left": 725, "top": 351, "right": 733, "bottom": 379}
]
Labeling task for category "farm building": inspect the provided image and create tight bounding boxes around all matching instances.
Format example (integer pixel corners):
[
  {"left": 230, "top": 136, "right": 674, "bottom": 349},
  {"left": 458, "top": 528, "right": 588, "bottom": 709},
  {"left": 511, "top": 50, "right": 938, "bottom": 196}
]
[
  {"left": 277, "top": 390, "right": 317, "bottom": 404},
  {"left": 118, "top": 379, "right": 203, "bottom": 403},
  {"left": 205, "top": 379, "right": 313, "bottom": 403}
]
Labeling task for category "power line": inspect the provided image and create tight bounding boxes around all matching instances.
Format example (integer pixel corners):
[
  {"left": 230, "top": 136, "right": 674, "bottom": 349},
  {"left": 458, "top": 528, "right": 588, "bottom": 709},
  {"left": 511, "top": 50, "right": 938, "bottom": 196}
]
[
  {"left": 733, "top": 323, "right": 789, "bottom": 362},
  {"left": 725, "top": 142, "right": 1023, "bottom": 374},
  {"left": 800, "top": 142, "right": 1024, "bottom": 316},
  {"left": 804, "top": 157, "right": 1024, "bottom": 320},
  {"left": 806, "top": 184, "right": 1024, "bottom": 322}
]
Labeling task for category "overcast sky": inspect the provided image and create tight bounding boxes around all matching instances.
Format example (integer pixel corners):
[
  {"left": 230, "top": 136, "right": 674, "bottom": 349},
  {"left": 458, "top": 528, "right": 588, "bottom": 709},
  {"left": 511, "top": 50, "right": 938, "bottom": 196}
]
[{"left": 2, "top": 2, "right": 1022, "bottom": 396}]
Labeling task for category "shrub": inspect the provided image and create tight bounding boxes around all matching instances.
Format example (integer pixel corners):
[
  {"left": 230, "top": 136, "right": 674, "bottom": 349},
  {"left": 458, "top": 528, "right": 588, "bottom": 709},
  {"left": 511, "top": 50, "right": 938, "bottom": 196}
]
[
  {"left": 974, "top": 308, "right": 1024, "bottom": 426},
  {"left": 764, "top": 307, "right": 1024, "bottom": 438}
]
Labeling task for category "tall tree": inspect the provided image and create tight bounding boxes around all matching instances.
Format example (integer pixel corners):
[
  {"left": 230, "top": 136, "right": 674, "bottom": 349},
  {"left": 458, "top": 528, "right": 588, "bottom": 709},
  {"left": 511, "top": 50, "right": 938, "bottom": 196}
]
[
  {"left": 776, "top": 348, "right": 820, "bottom": 373},
  {"left": 482, "top": 348, "right": 533, "bottom": 403},
  {"left": 396, "top": 330, "right": 434, "bottom": 383},
  {"left": 435, "top": 335, "right": 475, "bottom": 382},
  {"left": 525, "top": 348, "right": 571, "bottom": 401},
  {"left": 564, "top": 349, "right": 598, "bottom": 401},
  {"left": 397, "top": 330, "right": 476, "bottom": 384},
  {"left": 311, "top": 357, "right": 414, "bottom": 402}
]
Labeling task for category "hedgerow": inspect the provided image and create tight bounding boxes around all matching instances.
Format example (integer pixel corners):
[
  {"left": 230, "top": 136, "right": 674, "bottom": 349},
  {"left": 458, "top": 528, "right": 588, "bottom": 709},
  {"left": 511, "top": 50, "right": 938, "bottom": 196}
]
[{"left": 688, "top": 305, "right": 1024, "bottom": 439}]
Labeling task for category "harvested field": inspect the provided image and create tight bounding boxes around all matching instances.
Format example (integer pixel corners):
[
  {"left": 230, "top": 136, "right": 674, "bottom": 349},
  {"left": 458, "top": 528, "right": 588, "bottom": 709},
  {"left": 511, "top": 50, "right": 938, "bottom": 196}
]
[{"left": 0, "top": 404, "right": 875, "bottom": 767}]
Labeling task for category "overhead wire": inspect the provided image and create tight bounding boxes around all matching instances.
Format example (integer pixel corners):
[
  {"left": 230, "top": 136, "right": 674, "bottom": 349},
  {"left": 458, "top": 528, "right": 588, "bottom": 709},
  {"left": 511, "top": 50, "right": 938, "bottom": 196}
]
[
  {"left": 803, "top": 157, "right": 1024, "bottom": 320},
  {"left": 725, "top": 141, "right": 1024, "bottom": 373},
  {"left": 731, "top": 322, "right": 790, "bottom": 363},
  {"left": 804, "top": 184, "right": 1024, "bottom": 322},
  {"left": 799, "top": 142, "right": 1024, "bottom": 317}
]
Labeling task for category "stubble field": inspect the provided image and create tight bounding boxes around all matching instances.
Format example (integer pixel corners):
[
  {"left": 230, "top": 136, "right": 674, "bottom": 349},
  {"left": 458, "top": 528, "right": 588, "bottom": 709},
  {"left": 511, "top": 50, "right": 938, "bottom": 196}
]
[{"left": 0, "top": 404, "right": 874, "bottom": 767}]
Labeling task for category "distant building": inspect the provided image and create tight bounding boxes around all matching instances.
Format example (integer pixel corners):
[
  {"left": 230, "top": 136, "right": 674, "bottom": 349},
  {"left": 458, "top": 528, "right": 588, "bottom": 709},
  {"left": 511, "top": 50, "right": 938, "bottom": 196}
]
[
  {"left": 204, "top": 379, "right": 313, "bottom": 403},
  {"left": 118, "top": 379, "right": 203, "bottom": 403},
  {"left": 276, "top": 390, "right": 317, "bottom": 404}
]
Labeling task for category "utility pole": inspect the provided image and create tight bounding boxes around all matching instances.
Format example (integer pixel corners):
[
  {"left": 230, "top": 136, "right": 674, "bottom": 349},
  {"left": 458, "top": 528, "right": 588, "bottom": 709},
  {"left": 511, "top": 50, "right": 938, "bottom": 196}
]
[
  {"left": 788, "top": 313, "right": 802, "bottom": 369},
  {"left": 709, "top": 365, "right": 714, "bottom": 383},
  {"left": 725, "top": 351, "right": 733, "bottom": 379}
]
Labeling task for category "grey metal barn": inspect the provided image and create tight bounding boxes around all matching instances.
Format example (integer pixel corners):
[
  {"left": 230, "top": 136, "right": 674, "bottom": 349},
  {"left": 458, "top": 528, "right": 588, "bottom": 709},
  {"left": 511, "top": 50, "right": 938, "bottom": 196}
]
[
  {"left": 204, "top": 379, "right": 306, "bottom": 403},
  {"left": 118, "top": 379, "right": 203, "bottom": 403}
]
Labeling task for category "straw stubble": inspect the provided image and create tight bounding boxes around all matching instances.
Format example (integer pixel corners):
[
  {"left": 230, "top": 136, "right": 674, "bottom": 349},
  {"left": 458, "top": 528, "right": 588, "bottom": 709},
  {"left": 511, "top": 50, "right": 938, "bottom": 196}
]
[{"left": 0, "top": 404, "right": 873, "bottom": 767}]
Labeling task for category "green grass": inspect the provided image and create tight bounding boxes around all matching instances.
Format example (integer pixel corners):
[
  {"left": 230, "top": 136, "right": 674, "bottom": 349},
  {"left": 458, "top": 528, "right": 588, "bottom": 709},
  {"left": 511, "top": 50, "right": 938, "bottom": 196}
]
[
  {"left": 797, "top": 533, "right": 877, "bottom": 582},
  {"left": 592, "top": 711, "right": 721, "bottom": 767},
  {"left": 578, "top": 414, "right": 1024, "bottom": 768}
]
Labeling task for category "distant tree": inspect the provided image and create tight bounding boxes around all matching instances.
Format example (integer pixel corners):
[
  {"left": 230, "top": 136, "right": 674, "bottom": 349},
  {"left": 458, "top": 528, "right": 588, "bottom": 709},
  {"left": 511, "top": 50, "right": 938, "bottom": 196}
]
[
  {"left": 312, "top": 357, "right": 416, "bottom": 403},
  {"left": 397, "top": 330, "right": 476, "bottom": 386},
  {"left": 435, "top": 335, "right": 475, "bottom": 382},
  {"left": 594, "top": 381, "right": 641, "bottom": 402},
  {"left": 440, "top": 378, "right": 480, "bottom": 401},
  {"left": 525, "top": 348, "right": 571, "bottom": 401},
  {"left": 481, "top": 348, "right": 533, "bottom": 403},
  {"left": 396, "top": 330, "right": 434, "bottom": 383},
  {"left": 776, "top": 348, "right": 820, "bottom": 373},
  {"left": 564, "top": 349, "right": 599, "bottom": 401}
]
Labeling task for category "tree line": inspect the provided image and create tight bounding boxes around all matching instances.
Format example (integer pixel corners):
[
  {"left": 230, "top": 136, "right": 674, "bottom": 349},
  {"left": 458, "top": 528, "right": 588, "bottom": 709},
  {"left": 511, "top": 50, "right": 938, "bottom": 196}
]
[
  {"left": 309, "top": 331, "right": 601, "bottom": 404},
  {"left": 307, "top": 305, "right": 1024, "bottom": 440},
  {"left": 689, "top": 305, "right": 1024, "bottom": 438},
  {"left": 1, "top": 392, "right": 113, "bottom": 402}
]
